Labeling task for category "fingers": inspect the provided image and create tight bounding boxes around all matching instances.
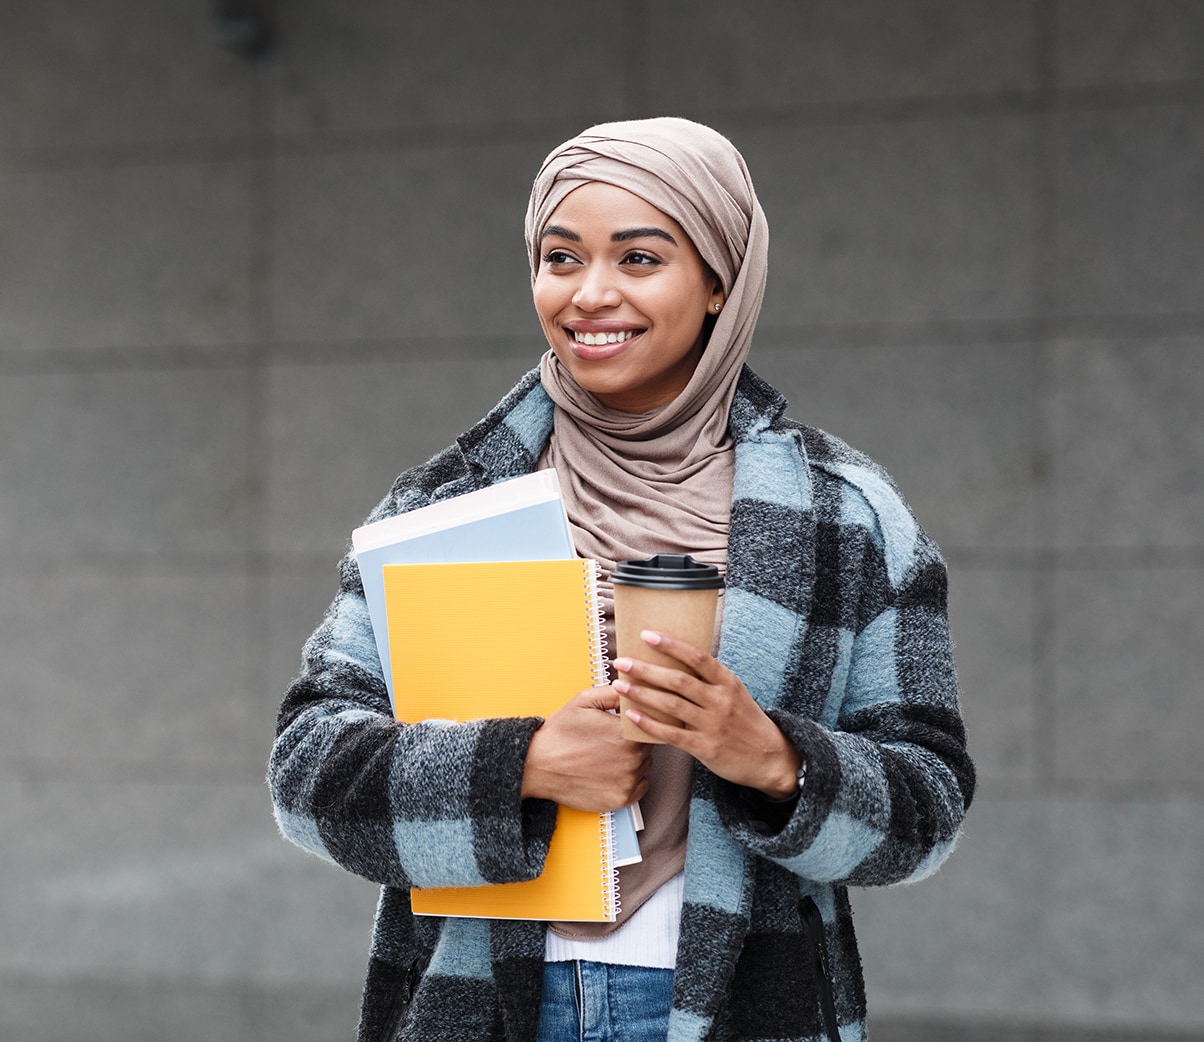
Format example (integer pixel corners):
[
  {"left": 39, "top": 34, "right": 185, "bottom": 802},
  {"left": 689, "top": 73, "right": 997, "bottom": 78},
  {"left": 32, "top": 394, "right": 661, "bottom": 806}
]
[
  {"left": 622, "top": 630, "right": 726, "bottom": 682},
  {"left": 613, "top": 654, "right": 714, "bottom": 712},
  {"left": 620, "top": 704, "right": 680, "bottom": 745},
  {"left": 609, "top": 636, "right": 798, "bottom": 794}
]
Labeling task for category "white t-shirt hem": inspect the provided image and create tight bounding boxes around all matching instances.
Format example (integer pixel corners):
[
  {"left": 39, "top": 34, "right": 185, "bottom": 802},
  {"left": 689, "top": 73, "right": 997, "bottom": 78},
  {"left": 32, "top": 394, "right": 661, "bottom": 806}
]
[{"left": 543, "top": 871, "right": 684, "bottom": 969}]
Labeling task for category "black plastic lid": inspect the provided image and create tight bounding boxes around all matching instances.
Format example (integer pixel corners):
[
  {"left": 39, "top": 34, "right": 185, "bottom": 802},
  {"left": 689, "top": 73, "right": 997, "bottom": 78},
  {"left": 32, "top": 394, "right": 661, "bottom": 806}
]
[{"left": 611, "top": 553, "right": 724, "bottom": 590}]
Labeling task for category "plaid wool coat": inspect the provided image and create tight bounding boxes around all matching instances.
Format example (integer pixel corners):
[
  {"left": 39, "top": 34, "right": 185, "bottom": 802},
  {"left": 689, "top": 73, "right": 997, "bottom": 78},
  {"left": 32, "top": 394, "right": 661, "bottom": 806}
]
[{"left": 268, "top": 365, "right": 975, "bottom": 1042}]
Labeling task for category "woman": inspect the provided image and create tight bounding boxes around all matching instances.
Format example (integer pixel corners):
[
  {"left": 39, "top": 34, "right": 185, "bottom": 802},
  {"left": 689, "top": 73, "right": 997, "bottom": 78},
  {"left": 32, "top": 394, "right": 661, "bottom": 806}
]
[{"left": 269, "top": 117, "right": 974, "bottom": 1042}]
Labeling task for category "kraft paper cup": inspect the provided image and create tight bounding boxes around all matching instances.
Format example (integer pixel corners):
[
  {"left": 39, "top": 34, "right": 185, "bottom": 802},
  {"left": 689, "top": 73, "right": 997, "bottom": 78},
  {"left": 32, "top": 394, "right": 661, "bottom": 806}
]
[{"left": 612, "top": 554, "right": 723, "bottom": 743}]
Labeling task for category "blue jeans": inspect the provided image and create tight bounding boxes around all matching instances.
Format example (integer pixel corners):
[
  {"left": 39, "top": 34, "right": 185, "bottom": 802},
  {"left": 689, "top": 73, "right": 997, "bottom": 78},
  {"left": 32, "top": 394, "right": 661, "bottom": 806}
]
[{"left": 537, "top": 961, "right": 674, "bottom": 1042}]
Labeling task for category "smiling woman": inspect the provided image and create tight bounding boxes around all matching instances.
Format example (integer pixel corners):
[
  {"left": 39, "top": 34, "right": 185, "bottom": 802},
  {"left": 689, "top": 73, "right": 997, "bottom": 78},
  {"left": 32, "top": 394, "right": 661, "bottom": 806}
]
[
  {"left": 533, "top": 182, "right": 724, "bottom": 414},
  {"left": 268, "top": 117, "right": 975, "bottom": 1042}
]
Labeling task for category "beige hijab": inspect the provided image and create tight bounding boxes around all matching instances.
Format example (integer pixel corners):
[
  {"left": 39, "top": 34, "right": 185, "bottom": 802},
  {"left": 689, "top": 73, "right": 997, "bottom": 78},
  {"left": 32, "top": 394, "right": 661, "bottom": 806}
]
[{"left": 525, "top": 117, "right": 769, "bottom": 570}]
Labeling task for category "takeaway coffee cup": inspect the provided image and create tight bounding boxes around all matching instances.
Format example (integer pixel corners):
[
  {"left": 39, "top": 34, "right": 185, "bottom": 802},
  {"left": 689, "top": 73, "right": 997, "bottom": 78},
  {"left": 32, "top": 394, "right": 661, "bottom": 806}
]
[{"left": 612, "top": 554, "right": 724, "bottom": 743}]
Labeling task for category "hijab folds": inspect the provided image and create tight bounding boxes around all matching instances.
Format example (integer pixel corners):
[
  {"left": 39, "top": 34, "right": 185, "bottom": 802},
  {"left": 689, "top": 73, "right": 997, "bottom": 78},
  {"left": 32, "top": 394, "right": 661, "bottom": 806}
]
[{"left": 526, "top": 117, "right": 769, "bottom": 570}]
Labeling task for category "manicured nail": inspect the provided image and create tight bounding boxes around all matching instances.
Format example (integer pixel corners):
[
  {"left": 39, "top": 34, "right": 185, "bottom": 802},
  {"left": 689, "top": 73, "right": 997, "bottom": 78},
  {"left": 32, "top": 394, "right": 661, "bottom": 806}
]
[
  {"left": 641, "top": 630, "right": 662, "bottom": 646},
  {"left": 614, "top": 657, "right": 633, "bottom": 673},
  {"left": 613, "top": 679, "right": 630, "bottom": 695}
]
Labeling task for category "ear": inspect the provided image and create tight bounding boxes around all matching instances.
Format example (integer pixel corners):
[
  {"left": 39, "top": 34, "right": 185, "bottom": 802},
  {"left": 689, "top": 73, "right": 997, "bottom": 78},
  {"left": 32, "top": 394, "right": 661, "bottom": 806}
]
[{"left": 708, "top": 277, "right": 726, "bottom": 315}]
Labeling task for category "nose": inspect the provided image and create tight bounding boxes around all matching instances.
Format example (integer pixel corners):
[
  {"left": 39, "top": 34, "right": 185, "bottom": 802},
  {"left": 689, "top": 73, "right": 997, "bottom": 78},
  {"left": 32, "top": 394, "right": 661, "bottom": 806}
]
[{"left": 571, "top": 262, "right": 622, "bottom": 312}]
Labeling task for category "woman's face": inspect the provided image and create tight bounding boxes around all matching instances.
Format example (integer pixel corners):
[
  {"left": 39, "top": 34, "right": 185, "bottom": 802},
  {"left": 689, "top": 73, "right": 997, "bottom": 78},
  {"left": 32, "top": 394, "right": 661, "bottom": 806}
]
[{"left": 533, "top": 182, "right": 724, "bottom": 414}]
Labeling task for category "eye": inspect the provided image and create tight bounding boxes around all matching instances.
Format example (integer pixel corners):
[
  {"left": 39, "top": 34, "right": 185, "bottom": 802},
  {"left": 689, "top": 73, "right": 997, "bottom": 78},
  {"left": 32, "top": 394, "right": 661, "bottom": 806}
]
[
  {"left": 542, "top": 248, "right": 580, "bottom": 267},
  {"left": 621, "top": 250, "right": 661, "bottom": 268}
]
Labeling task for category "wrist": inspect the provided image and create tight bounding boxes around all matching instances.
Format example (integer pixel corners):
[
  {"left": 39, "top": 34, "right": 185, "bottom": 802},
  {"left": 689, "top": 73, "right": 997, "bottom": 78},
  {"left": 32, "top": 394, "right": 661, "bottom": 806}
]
[
  {"left": 520, "top": 725, "right": 550, "bottom": 801},
  {"left": 758, "top": 747, "right": 805, "bottom": 802}
]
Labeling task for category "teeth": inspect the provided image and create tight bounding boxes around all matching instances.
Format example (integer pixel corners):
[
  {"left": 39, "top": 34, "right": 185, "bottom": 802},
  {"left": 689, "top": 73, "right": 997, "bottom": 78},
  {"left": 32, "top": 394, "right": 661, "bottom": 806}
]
[{"left": 574, "top": 329, "right": 638, "bottom": 346}]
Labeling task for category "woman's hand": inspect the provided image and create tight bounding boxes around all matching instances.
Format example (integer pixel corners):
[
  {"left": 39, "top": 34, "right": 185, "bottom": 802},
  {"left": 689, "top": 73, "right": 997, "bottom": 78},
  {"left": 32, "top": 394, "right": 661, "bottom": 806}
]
[
  {"left": 521, "top": 687, "right": 653, "bottom": 812},
  {"left": 614, "top": 630, "right": 801, "bottom": 799}
]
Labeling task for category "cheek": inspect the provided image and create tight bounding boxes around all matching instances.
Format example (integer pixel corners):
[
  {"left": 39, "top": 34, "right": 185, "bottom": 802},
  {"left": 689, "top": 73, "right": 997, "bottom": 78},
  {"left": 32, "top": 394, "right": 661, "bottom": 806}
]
[
  {"left": 533, "top": 282, "right": 560, "bottom": 325},
  {"left": 662, "top": 289, "right": 707, "bottom": 345},
  {"left": 532, "top": 283, "right": 565, "bottom": 345}
]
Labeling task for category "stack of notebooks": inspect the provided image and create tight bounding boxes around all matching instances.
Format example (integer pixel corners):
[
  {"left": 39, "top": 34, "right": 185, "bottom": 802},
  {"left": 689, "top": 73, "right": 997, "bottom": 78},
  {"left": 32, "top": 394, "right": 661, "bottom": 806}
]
[{"left": 353, "top": 471, "right": 640, "bottom": 922}]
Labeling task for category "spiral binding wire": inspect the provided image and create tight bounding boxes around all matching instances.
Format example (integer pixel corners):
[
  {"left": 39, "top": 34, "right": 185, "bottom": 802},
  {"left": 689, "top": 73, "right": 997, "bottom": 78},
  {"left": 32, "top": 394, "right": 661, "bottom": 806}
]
[
  {"left": 583, "top": 559, "right": 609, "bottom": 688},
  {"left": 599, "top": 812, "right": 622, "bottom": 920},
  {"left": 585, "top": 559, "right": 620, "bottom": 919}
]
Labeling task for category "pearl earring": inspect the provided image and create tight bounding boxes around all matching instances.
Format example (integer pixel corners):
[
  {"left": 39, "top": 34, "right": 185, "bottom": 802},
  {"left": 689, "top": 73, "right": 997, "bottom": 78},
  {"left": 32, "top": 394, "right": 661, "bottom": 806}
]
[{"left": 714, "top": 302, "right": 722, "bottom": 312}]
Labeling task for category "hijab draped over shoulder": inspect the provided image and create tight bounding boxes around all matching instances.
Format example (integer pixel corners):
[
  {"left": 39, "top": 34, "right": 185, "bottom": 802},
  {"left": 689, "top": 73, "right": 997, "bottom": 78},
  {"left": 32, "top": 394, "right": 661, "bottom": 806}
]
[{"left": 526, "top": 117, "right": 769, "bottom": 570}]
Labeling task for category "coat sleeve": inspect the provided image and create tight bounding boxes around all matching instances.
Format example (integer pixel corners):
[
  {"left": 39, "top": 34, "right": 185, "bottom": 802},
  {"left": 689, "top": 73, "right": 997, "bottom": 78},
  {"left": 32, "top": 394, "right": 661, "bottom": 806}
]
[
  {"left": 715, "top": 477, "right": 975, "bottom": 888},
  {"left": 266, "top": 480, "right": 559, "bottom": 891}
]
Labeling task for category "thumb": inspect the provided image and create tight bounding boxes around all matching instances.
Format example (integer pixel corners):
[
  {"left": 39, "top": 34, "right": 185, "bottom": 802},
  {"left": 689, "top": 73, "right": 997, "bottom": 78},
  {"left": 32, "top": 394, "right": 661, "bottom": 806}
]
[{"left": 582, "top": 685, "right": 621, "bottom": 712}]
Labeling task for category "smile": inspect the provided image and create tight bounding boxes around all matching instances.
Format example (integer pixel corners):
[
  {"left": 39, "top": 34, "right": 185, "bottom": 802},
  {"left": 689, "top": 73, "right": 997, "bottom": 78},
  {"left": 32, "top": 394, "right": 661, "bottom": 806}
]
[{"left": 572, "top": 329, "right": 642, "bottom": 346}]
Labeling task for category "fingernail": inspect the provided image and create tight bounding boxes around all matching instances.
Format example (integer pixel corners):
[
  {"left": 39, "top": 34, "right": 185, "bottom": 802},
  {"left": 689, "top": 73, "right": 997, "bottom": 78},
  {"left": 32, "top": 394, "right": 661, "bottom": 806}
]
[
  {"left": 614, "top": 679, "right": 630, "bottom": 694},
  {"left": 614, "top": 657, "right": 633, "bottom": 673},
  {"left": 641, "top": 630, "right": 662, "bottom": 646}
]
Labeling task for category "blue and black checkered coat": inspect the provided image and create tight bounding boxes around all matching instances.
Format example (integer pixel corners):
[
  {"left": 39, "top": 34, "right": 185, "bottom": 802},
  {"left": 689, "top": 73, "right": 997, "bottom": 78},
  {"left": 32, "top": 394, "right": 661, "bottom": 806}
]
[{"left": 268, "top": 365, "right": 975, "bottom": 1042}]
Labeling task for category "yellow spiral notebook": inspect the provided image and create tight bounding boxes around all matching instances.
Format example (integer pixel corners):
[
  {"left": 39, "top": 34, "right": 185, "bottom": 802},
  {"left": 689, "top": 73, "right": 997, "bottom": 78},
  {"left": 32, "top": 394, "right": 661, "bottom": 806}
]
[{"left": 383, "top": 557, "right": 619, "bottom": 921}]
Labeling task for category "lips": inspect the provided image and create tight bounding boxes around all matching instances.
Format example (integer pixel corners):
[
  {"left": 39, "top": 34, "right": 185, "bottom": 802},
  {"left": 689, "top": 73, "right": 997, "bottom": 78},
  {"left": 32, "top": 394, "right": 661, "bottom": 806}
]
[{"left": 564, "top": 325, "right": 645, "bottom": 360}]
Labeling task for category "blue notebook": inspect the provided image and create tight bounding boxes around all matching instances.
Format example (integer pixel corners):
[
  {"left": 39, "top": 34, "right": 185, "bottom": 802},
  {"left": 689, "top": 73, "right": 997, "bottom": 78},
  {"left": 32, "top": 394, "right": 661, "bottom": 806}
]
[{"left": 353, "top": 472, "right": 576, "bottom": 696}]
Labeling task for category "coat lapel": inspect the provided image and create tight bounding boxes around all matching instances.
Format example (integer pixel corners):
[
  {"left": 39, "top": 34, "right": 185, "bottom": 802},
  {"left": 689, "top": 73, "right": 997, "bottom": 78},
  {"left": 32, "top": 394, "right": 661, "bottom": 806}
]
[
  {"left": 667, "top": 372, "right": 817, "bottom": 1042},
  {"left": 720, "top": 371, "right": 817, "bottom": 713}
]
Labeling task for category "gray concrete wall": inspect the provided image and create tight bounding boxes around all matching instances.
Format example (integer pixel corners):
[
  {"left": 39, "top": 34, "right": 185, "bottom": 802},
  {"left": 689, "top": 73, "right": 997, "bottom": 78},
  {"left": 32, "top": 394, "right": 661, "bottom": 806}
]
[{"left": 2, "top": 2, "right": 1201, "bottom": 1040}]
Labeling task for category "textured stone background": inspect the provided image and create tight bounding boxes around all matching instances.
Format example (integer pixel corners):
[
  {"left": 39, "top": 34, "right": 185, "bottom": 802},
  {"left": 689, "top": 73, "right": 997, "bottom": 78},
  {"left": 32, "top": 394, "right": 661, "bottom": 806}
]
[{"left": 2, "top": 3, "right": 1201, "bottom": 1040}]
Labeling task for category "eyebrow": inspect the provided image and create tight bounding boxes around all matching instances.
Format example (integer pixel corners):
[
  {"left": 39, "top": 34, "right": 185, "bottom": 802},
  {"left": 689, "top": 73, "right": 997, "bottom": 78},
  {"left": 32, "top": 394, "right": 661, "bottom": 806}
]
[
  {"left": 613, "top": 227, "right": 678, "bottom": 245},
  {"left": 539, "top": 225, "right": 679, "bottom": 246}
]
